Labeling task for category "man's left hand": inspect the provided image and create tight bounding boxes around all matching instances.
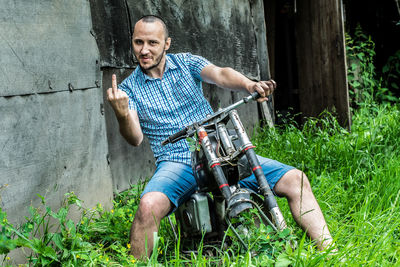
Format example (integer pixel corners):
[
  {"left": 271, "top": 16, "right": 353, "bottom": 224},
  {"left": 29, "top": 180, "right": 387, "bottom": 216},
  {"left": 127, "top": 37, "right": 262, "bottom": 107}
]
[{"left": 251, "top": 80, "right": 277, "bottom": 102}]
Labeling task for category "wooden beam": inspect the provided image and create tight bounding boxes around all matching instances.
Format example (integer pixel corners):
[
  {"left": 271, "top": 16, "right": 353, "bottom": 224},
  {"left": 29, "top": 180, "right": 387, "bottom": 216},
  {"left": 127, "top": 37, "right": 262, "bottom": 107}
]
[
  {"left": 295, "top": 0, "right": 351, "bottom": 128},
  {"left": 251, "top": 0, "right": 275, "bottom": 127}
]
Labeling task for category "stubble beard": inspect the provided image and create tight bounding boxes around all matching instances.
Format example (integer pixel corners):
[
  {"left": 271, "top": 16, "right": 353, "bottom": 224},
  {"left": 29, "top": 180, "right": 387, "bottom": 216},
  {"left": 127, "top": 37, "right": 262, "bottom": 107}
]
[{"left": 138, "top": 50, "right": 166, "bottom": 73}]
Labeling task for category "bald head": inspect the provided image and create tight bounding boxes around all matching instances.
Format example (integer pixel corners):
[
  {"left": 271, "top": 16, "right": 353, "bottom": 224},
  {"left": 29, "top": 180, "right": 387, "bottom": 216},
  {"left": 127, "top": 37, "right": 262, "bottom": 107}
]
[{"left": 134, "top": 15, "right": 169, "bottom": 40}]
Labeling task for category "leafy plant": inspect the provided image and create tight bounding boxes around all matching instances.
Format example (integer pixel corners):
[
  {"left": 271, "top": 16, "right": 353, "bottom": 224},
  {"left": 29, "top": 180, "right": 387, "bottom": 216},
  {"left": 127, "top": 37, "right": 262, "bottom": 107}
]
[
  {"left": 0, "top": 191, "right": 139, "bottom": 266},
  {"left": 186, "top": 132, "right": 200, "bottom": 152},
  {"left": 346, "top": 25, "right": 399, "bottom": 107},
  {"left": 346, "top": 25, "right": 377, "bottom": 106}
]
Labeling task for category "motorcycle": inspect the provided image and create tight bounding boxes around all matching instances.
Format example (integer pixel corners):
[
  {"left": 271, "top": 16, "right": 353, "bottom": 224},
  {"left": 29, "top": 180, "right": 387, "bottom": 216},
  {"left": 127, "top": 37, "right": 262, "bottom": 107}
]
[{"left": 161, "top": 92, "right": 287, "bottom": 251}]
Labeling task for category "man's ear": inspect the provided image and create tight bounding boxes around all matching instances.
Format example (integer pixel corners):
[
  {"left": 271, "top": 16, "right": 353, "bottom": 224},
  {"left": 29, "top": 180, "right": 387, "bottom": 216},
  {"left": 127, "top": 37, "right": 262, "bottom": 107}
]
[{"left": 164, "top": 37, "right": 171, "bottom": 51}]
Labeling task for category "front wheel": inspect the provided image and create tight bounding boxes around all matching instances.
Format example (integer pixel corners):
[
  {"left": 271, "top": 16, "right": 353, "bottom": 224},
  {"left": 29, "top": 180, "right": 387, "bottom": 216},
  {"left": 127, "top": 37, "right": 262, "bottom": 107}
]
[{"left": 223, "top": 190, "right": 294, "bottom": 255}]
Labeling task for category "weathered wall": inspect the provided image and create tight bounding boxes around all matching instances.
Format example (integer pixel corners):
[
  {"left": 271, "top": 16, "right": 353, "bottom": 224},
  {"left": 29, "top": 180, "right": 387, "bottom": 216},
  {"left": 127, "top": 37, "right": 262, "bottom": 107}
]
[
  {"left": 0, "top": 0, "right": 270, "bottom": 236},
  {"left": 0, "top": 0, "right": 114, "bottom": 226},
  {"left": 90, "top": 0, "right": 271, "bottom": 192}
]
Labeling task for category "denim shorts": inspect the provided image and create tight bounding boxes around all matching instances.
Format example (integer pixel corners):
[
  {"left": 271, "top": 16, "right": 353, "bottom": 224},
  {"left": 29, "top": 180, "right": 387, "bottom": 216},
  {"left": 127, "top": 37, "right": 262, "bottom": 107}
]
[{"left": 141, "top": 155, "right": 295, "bottom": 214}]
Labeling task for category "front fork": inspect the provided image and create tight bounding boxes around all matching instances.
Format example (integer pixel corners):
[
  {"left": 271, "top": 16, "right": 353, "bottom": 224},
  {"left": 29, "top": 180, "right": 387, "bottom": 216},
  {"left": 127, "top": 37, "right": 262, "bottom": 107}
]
[
  {"left": 229, "top": 110, "right": 287, "bottom": 230},
  {"left": 196, "top": 110, "right": 287, "bottom": 230},
  {"left": 197, "top": 126, "right": 232, "bottom": 200}
]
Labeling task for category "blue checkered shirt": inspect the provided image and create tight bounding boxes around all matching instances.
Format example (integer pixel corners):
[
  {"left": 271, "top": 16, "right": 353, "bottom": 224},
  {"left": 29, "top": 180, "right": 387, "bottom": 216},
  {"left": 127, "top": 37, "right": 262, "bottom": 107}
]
[{"left": 119, "top": 53, "right": 213, "bottom": 165}]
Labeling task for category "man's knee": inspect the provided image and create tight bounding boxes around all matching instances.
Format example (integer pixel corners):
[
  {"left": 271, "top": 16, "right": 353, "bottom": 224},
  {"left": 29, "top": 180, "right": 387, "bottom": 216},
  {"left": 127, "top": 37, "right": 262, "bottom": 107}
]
[
  {"left": 274, "top": 169, "right": 312, "bottom": 198},
  {"left": 135, "top": 192, "right": 171, "bottom": 225}
]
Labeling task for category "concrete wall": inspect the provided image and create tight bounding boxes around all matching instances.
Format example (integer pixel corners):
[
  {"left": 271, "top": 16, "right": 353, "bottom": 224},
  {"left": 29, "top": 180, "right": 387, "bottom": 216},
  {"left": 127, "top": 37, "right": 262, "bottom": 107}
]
[
  {"left": 0, "top": 0, "right": 114, "bottom": 223},
  {"left": 1, "top": 0, "right": 270, "bottom": 228}
]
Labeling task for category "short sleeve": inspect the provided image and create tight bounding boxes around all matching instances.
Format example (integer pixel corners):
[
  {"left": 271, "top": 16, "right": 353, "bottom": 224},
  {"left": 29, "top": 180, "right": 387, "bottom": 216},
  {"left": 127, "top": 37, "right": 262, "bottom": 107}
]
[
  {"left": 118, "top": 76, "right": 137, "bottom": 111},
  {"left": 186, "top": 53, "right": 212, "bottom": 81}
]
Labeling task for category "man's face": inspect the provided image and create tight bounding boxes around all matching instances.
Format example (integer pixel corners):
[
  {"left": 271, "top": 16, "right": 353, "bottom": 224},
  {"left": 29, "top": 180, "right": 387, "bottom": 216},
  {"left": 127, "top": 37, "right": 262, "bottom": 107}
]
[{"left": 132, "top": 20, "right": 171, "bottom": 72}]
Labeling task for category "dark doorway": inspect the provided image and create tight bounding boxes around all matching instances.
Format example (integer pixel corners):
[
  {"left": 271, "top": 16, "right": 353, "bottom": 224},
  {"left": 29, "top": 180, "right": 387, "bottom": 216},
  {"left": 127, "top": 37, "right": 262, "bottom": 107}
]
[
  {"left": 265, "top": 0, "right": 300, "bottom": 125},
  {"left": 264, "top": 0, "right": 351, "bottom": 128}
]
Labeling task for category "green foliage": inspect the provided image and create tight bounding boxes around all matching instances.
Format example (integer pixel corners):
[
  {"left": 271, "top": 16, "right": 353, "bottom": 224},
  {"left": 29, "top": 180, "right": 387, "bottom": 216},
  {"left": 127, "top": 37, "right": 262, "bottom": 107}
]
[
  {"left": 346, "top": 25, "right": 377, "bottom": 106},
  {"left": 0, "top": 188, "right": 299, "bottom": 265},
  {"left": 346, "top": 25, "right": 400, "bottom": 106},
  {"left": 2, "top": 104, "right": 400, "bottom": 266},
  {"left": 186, "top": 132, "right": 200, "bottom": 152},
  {"left": 253, "top": 103, "right": 400, "bottom": 265},
  {"left": 0, "top": 191, "right": 139, "bottom": 266}
]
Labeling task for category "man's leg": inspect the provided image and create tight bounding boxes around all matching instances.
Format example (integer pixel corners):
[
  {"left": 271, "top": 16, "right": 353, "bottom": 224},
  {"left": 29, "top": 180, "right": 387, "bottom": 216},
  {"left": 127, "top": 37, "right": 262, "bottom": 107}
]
[
  {"left": 129, "top": 161, "right": 197, "bottom": 259},
  {"left": 129, "top": 192, "right": 171, "bottom": 258},
  {"left": 274, "top": 169, "right": 334, "bottom": 250},
  {"left": 238, "top": 156, "right": 334, "bottom": 250}
]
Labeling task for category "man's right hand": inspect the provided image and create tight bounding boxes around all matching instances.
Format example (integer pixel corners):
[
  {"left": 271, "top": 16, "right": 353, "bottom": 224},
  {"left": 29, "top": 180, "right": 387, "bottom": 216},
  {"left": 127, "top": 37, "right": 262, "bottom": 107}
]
[
  {"left": 106, "top": 74, "right": 143, "bottom": 146},
  {"left": 107, "top": 74, "right": 129, "bottom": 119}
]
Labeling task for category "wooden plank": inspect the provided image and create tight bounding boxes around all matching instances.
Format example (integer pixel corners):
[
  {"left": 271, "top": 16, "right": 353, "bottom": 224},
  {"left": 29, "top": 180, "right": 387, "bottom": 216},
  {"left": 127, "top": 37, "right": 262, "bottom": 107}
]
[
  {"left": 263, "top": 0, "right": 277, "bottom": 127},
  {"left": 332, "top": 0, "right": 351, "bottom": 126},
  {"left": 250, "top": 0, "right": 275, "bottom": 126},
  {"left": 295, "top": 0, "right": 350, "bottom": 128}
]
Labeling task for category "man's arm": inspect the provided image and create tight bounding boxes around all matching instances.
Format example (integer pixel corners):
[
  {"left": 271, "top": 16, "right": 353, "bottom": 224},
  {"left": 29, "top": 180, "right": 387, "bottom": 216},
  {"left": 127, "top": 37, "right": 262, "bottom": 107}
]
[
  {"left": 200, "top": 64, "right": 276, "bottom": 102},
  {"left": 107, "top": 74, "right": 143, "bottom": 146}
]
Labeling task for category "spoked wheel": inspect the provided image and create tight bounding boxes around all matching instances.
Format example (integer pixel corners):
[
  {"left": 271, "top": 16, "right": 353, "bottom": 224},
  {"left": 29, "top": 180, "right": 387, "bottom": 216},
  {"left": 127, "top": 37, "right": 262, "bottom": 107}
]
[{"left": 222, "top": 189, "right": 294, "bottom": 256}]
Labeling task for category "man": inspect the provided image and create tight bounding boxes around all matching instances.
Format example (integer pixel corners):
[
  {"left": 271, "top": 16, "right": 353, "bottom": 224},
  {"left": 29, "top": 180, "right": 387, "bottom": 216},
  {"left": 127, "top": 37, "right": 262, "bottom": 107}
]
[{"left": 107, "top": 15, "right": 334, "bottom": 258}]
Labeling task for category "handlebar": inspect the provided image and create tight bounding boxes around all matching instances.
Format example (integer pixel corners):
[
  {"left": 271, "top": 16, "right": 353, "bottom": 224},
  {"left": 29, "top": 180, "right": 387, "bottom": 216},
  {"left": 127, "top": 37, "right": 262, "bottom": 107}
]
[
  {"left": 161, "top": 91, "right": 261, "bottom": 146},
  {"left": 161, "top": 126, "right": 190, "bottom": 146}
]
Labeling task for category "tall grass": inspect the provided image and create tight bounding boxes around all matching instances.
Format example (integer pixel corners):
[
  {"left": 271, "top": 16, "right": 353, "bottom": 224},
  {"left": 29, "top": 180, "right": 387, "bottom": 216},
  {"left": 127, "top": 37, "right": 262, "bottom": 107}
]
[
  {"left": 253, "top": 103, "right": 400, "bottom": 265},
  {"left": 2, "top": 103, "right": 400, "bottom": 266}
]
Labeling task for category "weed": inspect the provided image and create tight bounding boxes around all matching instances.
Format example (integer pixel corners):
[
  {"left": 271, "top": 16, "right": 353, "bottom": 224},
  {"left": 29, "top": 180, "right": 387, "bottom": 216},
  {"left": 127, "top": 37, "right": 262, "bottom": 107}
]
[{"left": 346, "top": 25, "right": 400, "bottom": 107}]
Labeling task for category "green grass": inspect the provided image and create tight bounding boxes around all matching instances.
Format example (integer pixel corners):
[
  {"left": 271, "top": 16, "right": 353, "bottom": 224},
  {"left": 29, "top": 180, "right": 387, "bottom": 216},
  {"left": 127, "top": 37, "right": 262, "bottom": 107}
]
[
  {"left": 253, "top": 103, "right": 400, "bottom": 265},
  {"left": 1, "top": 102, "right": 400, "bottom": 266}
]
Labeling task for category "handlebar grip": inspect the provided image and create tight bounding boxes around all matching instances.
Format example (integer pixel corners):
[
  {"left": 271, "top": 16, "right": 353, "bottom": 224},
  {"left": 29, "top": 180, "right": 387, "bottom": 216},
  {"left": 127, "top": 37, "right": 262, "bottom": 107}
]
[
  {"left": 251, "top": 91, "right": 261, "bottom": 100},
  {"left": 161, "top": 126, "right": 188, "bottom": 146}
]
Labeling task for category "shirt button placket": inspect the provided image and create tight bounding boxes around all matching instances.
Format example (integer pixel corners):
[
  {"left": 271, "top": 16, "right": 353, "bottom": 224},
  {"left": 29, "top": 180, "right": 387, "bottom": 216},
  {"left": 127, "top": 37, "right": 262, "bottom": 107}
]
[{"left": 163, "top": 77, "right": 182, "bottom": 126}]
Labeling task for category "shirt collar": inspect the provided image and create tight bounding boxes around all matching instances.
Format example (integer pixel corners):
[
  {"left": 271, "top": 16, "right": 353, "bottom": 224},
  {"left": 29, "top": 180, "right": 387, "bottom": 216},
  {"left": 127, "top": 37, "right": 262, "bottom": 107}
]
[{"left": 138, "top": 54, "right": 177, "bottom": 82}]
